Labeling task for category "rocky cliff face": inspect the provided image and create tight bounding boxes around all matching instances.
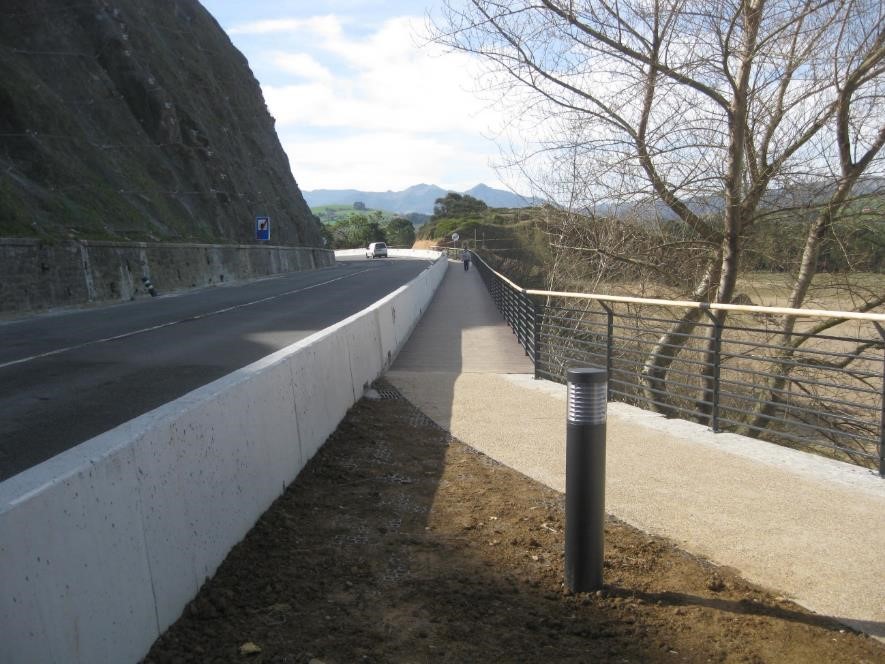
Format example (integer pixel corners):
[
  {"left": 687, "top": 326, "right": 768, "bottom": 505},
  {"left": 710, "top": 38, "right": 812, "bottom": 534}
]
[{"left": 0, "top": 0, "right": 324, "bottom": 246}]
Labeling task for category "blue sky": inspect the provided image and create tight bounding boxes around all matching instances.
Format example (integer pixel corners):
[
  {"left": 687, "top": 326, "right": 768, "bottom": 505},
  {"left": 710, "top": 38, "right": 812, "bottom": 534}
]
[{"left": 200, "top": 1, "right": 512, "bottom": 193}]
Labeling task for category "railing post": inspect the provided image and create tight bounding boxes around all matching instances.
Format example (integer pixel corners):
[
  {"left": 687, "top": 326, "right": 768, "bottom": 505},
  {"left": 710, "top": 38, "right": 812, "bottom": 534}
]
[
  {"left": 600, "top": 302, "right": 614, "bottom": 401},
  {"left": 702, "top": 308, "right": 723, "bottom": 433},
  {"left": 880, "top": 344, "right": 885, "bottom": 479},
  {"left": 876, "top": 323, "right": 885, "bottom": 478},
  {"left": 519, "top": 291, "right": 529, "bottom": 355},
  {"left": 712, "top": 315, "right": 723, "bottom": 433},
  {"left": 505, "top": 286, "right": 511, "bottom": 329},
  {"left": 533, "top": 298, "right": 542, "bottom": 379}
]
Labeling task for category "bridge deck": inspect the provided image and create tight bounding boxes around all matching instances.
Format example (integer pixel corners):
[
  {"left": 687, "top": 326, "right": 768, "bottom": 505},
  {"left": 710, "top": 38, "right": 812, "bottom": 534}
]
[{"left": 387, "top": 259, "right": 885, "bottom": 639}]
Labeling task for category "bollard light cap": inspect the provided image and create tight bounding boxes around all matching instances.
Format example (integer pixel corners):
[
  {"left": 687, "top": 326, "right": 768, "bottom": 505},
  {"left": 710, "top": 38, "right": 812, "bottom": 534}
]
[
  {"left": 567, "top": 367, "right": 606, "bottom": 385},
  {"left": 567, "top": 367, "right": 607, "bottom": 424}
]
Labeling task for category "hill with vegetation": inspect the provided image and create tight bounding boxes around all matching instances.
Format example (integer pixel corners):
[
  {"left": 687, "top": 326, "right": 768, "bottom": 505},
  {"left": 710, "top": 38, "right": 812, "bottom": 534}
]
[
  {"left": 0, "top": 0, "right": 323, "bottom": 247},
  {"left": 416, "top": 193, "right": 552, "bottom": 288},
  {"left": 304, "top": 183, "right": 542, "bottom": 216}
]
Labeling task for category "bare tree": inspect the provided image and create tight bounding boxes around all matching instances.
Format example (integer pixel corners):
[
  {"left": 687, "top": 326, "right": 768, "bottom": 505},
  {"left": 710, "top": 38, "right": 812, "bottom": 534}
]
[{"left": 431, "top": 0, "right": 885, "bottom": 419}]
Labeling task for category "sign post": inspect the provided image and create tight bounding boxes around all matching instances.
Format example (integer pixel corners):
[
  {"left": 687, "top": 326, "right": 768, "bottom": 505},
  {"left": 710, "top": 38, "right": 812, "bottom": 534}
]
[
  {"left": 255, "top": 216, "right": 270, "bottom": 241},
  {"left": 452, "top": 232, "right": 460, "bottom": 255}
]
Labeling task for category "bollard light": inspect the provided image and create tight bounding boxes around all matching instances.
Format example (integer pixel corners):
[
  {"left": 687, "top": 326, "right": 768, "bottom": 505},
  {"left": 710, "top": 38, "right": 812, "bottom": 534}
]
[{"left": 565, "top": 367, "right": 607, "bottom": 592}]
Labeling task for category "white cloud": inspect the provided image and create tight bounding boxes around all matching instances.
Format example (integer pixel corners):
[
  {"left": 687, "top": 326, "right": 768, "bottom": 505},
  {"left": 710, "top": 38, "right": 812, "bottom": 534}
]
[
  {"left": 228, "top": 15, "right": 343, "bottom": 40},
  {"left": 317, "top": 15, "right": 418, "bottom": 68},
  {"left": 284, "top": 132, "right": 497, "bottom": 192},
  {"left": 270, "top": 52, "right": 333, "bottom": 81},
  {"left": 228, "top": 12, "right": 519, "bottom": 192},
  {"left": 261, "top": 17, "right": 497, "bottom": 134}
]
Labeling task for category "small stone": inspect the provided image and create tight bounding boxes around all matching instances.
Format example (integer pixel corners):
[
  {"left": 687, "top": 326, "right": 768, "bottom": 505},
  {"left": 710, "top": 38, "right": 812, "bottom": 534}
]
[
  {"left": 706, "top": 575, "right": 726, "bottom": 592},
  {"left": 239, "top": 642, "right": 262, "bottom": 656}
]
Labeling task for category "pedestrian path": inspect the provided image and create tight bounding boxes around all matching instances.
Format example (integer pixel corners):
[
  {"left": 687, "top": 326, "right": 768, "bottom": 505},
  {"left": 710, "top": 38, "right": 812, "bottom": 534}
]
[{"left": 386, "top": 259, "right": 885, "bottom": 639}]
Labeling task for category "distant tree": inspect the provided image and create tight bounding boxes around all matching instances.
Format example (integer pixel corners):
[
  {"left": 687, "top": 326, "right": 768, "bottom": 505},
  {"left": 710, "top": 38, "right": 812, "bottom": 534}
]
[
  {"left": 329, "top": 214, "right": 386, "bottom": 248},
  {"left": 385, "top": 217, "right": 416, "bottom": 248},
  {"left": 353, "top": 201, "right": 366, "bottom": 211},
  {"left": 404, "top": 212, "right": 430, "bottom": 227},
  {"left": 317, "top": 219, "right": 335, "bottom": 249},
  {"left": 432, "top": 192, "right": 488, "bottom": 219}
]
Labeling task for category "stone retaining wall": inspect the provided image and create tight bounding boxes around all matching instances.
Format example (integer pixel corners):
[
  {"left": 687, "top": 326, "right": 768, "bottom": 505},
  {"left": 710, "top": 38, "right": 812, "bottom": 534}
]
[{"left": 0, "top": 238, "right": 335, "bottom": 315}]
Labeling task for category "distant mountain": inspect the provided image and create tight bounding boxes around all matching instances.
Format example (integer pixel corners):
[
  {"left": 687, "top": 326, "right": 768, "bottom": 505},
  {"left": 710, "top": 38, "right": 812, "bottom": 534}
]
[
  {"left": 303, "top": 183, "right": 541, "bottom": 215},
  {"left": 463, "top": 183, "right": 539, "bottom": 209}
]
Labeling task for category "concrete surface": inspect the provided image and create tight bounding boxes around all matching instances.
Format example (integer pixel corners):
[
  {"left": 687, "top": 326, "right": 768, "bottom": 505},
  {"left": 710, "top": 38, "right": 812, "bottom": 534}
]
[
  {"left": 0, "top": 252, "right": 447, "bottom": 664},
  {"left": 386, "top": 259, "right": 885, "bottom": 639}
]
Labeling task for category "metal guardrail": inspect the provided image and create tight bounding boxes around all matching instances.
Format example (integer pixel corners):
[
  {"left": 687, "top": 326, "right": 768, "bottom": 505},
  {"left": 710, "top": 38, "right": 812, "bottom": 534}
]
[{"left": 437, "top": 247, "right": 885, "bottom": 476}]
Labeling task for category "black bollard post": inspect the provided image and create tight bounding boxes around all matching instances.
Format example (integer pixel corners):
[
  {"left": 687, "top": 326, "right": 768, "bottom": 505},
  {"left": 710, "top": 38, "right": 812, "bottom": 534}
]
[
  {"left": 565, "top": 367, "right": 607, "bottom": 592},
  {"left": 141, "top": 276, "right": 158, "bottom": 297}
]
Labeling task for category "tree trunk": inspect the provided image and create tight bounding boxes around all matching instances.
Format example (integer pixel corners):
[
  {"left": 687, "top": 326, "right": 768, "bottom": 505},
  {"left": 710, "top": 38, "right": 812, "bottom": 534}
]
[{"left": 641, "top": 257, "right": 721, "bottom": 415}]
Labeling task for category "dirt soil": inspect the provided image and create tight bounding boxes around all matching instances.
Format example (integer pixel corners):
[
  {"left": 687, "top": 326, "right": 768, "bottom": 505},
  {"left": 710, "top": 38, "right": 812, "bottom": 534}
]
[{"left": 144, "top": 382, "right": 885, "bottom": 664}]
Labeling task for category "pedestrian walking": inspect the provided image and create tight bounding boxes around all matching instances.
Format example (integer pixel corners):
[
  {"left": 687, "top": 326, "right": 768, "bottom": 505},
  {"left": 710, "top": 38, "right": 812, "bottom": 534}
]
[{"left": 461, "top": 247, "right": 471, "bottom": 271}]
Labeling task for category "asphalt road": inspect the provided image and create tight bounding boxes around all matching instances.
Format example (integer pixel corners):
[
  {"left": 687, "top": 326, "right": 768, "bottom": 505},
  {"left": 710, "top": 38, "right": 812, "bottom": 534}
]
[{"left": 0, "top": 255, "right": 433, "bottom": 481}]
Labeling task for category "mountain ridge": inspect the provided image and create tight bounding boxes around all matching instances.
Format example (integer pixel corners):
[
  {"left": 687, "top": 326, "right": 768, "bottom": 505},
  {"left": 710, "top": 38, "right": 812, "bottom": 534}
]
[{"left": 304, "top": 183, "right": 542, "bottom": 215}]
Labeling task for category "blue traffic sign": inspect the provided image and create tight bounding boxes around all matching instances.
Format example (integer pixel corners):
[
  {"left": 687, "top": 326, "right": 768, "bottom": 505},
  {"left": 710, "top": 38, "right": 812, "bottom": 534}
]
[{"left": 255, "top": 216, "right": 270, "bottom": 241}]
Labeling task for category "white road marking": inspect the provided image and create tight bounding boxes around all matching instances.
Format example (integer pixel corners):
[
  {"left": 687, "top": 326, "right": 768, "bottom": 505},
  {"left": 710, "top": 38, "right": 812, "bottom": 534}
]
[{"left": 0, "top": 269, "right": 374, "bottom": 371}]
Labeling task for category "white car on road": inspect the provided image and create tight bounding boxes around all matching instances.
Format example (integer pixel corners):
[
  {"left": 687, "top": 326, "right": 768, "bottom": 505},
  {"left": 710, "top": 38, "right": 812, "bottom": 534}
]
[{"left": 366, "top": 242, "right": 388, "bottom": 258}]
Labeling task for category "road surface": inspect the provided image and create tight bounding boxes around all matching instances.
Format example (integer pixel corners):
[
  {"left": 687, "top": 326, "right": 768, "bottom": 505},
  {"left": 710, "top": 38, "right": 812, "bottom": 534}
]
[{"left": 0, "top": 255, "right": 431, "bottom": 481}]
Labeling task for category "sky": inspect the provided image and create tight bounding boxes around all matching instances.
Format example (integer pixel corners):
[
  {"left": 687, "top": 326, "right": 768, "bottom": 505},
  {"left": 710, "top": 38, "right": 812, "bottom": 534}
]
[{"left": 199, "top": 1, "right": 516, "bottom": 194}]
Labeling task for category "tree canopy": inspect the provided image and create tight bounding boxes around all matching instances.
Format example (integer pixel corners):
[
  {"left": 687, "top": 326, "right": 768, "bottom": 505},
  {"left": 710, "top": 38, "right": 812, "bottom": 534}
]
[
  {"left": 432, "top": 192, "right": 488, "bottom": 219},
  {"left": 385, "top": 217, "right": 417, "bottom": 248},
  {"left": 327, "top": 214, "right": 386, "bottom": 249}
]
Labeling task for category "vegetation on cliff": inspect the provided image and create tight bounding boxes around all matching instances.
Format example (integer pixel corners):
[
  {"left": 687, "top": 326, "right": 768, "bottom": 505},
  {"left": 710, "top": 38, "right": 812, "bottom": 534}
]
[{"left": 0, "top": 0, "right": 323, "bottom": 247}]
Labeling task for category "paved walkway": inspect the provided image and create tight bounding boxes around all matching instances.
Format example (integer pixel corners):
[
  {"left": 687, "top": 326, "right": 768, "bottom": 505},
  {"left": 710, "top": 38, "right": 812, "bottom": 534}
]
[{"left": 387, "top": 259, "right": 885, "bottom": 639}]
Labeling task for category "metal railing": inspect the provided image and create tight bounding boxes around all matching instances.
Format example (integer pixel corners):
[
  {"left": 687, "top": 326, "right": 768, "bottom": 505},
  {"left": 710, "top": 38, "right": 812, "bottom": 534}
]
[{"left": 443, "top": 247, "right": 885, "bottom": 476}]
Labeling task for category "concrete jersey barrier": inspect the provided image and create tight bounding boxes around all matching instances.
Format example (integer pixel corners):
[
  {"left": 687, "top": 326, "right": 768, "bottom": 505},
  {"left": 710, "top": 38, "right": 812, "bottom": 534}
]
[{"left": 0, "top": 250, "right": 447, "bottom": 664}]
